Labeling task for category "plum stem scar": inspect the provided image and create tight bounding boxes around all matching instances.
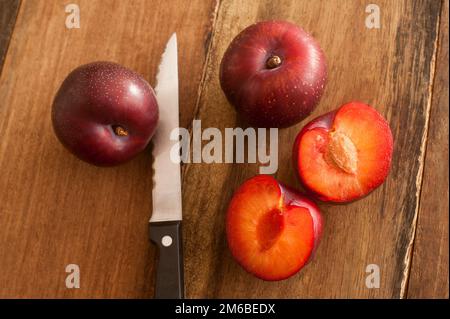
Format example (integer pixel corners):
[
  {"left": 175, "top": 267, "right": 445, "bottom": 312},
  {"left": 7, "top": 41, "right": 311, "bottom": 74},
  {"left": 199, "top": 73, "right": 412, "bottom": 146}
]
[
  {"left": 113, "top": 125, "right": 128, "bottom": 136},
  {"left": 266, "top": 55, "right": 282, "bottom": 69}
]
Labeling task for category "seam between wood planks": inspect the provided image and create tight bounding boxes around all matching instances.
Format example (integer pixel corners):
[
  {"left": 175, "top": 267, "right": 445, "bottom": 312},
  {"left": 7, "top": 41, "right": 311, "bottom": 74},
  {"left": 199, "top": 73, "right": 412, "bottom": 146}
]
[
  {"left": 399, "top": 0, "right": 443, "bottom": 299},
  {"left": 181, "top": 0, "right": 222, "bottom": 182},
  {"left": 0, "top": 0, "right": 22, "bottom": 78}
]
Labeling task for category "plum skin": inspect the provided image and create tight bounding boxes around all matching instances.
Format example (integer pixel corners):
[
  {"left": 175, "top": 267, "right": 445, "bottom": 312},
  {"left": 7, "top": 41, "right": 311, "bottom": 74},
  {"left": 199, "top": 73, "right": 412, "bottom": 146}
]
[
  {"left": 52, "top": 61, "right": 158, "bottom": 166},
  {"left": 220, "top": 20, "right": 327, "bottom": 128},
  {"left": 278, "top": 182, "right": 323, "bottom": 260}
]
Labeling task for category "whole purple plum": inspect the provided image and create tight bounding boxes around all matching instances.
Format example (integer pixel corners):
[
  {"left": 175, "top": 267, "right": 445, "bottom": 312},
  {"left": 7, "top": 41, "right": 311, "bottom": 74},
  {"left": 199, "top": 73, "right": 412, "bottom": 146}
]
[{"left": 52, "top": 61, "right": 158, "bottom": 166}]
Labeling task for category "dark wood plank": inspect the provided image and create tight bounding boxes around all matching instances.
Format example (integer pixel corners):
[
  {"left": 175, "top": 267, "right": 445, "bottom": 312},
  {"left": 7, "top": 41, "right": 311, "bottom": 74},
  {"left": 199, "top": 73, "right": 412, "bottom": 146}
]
[
  {"left": 182, "top": 0, "right": 441, "bottom": 298},
  {"left": 0, "top": 0, "right": 20, "bottom": 74},
  {"left": 408, "top": 0, "right": 449, "bottom": 299},
  {"left": 0, "top": 0, "right": 217, "bottom": 298}
]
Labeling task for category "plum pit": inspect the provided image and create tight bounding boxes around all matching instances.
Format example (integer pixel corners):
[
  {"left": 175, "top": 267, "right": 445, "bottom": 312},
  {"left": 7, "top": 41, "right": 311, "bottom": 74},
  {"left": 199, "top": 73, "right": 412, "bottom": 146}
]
[{"left": 327, "top": 131, "right": 357, "bottom": 174}]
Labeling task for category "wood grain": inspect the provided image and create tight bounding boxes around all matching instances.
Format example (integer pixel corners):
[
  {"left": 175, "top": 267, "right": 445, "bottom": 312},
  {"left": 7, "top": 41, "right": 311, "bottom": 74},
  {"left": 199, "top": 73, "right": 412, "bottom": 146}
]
[
  {"left": 182, "top": 0, "right": 442, "bottom": 298},
  {"left": 0, "top": 0, "right": 446, "bottom": 299},
  {"left": 0, "top": 0, "right": 217, "bottom": 298},
  {"left": 0, "top": 0, "right": 20, "bottom": 74},
  {"left": 407, "top": 0, "right": 449, "bottom": 299}
]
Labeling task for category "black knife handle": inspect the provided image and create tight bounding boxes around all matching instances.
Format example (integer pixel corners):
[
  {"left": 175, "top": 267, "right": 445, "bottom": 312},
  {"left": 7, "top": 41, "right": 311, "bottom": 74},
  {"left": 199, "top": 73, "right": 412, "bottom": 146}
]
[{"left": 149, "top": 220, "right": 184, "bottom": 299}]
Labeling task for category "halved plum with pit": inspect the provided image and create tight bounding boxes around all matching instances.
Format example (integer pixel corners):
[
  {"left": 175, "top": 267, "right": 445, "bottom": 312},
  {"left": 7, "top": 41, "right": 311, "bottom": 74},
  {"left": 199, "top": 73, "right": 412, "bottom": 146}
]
[{"left": 293, "top": 102, "right": 393, "bottom": 203}]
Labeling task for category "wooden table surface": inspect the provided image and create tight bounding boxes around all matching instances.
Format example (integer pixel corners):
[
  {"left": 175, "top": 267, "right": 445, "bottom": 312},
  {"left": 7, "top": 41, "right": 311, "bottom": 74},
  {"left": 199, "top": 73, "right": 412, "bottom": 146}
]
[{"left": 0, "top": 0, "right": 448, "bottom": 298}]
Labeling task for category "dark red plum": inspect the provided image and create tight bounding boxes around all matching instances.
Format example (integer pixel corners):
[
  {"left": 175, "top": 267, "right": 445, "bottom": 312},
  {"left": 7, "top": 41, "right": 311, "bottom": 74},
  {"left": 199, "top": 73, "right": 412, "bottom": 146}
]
[
  {"left": 220, "top": 20, "right": 327, "bottom": 128},
  {"left": 52, "top": 61, "right": 158, "bottom": 166}
]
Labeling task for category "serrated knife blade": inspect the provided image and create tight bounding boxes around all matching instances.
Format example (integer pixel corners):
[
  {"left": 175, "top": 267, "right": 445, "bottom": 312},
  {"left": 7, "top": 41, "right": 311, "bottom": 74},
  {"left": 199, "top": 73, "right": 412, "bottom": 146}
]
[
  {"left": 151, "top": 33, "right": 182, "bottom": 223},
  {"left": 149, "top": 33, "right": 184, "bottom": 299}
]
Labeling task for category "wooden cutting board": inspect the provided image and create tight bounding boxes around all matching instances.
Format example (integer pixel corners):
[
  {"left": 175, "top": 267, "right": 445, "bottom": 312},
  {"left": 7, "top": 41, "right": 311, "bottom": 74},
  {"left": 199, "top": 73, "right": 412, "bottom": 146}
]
[{"left": 0, "top": 0, "right": 447, "bottom": 298}]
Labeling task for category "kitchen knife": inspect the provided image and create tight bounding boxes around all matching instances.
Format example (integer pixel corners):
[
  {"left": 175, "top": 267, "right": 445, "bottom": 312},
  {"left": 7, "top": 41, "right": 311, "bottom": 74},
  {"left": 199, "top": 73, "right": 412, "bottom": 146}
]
[{"left": 149, "top": 33, "right": 184, "bottom": 299}]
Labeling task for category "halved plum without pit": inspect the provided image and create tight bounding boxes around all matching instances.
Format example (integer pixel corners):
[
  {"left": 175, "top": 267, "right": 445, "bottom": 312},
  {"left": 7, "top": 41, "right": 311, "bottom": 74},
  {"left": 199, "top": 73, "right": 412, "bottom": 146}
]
[{"left": 226, "top": 175, "right": 322, "bottom": 281}]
